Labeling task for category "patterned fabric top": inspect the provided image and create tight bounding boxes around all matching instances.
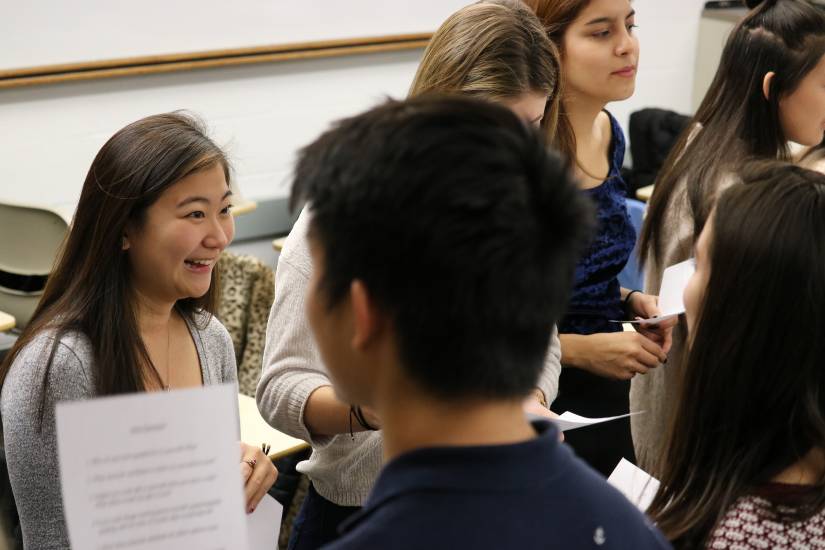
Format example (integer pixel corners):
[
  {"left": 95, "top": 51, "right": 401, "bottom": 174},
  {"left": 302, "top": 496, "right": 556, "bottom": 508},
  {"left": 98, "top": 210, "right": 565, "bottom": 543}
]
[
  {"left": 559, "top": 111, "right": 635, "bottom": 336},
  {"left": 708, "top": 484, "right": 825, "bottom": 549},
  {"left": 216, "top": 251, "right": 275, "bottom": 397}
]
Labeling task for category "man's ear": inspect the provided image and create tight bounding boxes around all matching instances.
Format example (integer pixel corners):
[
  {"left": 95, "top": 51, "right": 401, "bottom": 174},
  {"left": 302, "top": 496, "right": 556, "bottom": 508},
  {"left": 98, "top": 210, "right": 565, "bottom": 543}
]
[
  {"left": 350, "top": 279, "right": 382, "bottom": 350},
  {"left": 762, "top": 71, "right": 776, "bottom": 101}
]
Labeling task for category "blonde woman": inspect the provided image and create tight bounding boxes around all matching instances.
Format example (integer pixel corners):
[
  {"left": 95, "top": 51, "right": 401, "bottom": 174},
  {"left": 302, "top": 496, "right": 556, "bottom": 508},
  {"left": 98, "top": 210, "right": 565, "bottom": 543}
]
[
  {"left": 257, "top": 2, "right": 564, "bottom": 548},
  {"left": 409, "top": 1, "right": 560, "bottom": 133}
]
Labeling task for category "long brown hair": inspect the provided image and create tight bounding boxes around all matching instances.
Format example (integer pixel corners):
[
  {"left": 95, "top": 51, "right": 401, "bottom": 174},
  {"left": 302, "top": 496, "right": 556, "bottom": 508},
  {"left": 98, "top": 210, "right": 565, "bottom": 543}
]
[
  {"left": 647, "top": 161, "right": 825, "bottom": 547},
  {"left": 409, "top": 0, "right": 561, "bottom": 136},
  {"left": 0, "top": 112, "right": 229, "bottom": 406},
  {"left": 522, "top": 0, "right": 592, "bottom": 165},
  {"left": 640, "top": 0, "right": 825, "bottom": 268}
]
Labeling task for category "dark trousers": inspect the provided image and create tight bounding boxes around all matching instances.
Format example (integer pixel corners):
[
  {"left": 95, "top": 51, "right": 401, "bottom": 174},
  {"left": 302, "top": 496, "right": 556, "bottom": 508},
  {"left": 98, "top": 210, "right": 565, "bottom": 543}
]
[
  {"left": 287, "top": 483, "right": 360, "bottom": 550},
  {"left": 553, "top": 367, "right": 637, "bottom": 477}
]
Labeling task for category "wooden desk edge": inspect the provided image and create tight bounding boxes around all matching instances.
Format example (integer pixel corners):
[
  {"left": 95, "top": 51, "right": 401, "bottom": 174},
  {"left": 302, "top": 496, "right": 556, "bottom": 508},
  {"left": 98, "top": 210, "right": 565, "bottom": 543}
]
[
  {"left": 268, "top": 441, "right": 310, "bottom": 461},
  {"left": 232, "top": 199, "right": 258, "bottom": 216},
  {"left": 636, "top": 185, "right": 654, "bottom": 202},
  {"left": 272, "top": 237, "right": 287, "bottom": 252}
]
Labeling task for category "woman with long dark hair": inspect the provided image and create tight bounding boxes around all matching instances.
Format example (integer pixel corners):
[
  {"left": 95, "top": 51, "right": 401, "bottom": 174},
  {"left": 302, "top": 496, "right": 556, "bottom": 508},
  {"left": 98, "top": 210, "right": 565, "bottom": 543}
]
[
  {"left": 632, "top": 0, "right": 825, "bottom": 474},
  {"left": 0, "top": 113, "right": 277, "bottom": 549},
  {"left": 648, "top": 161, "right": 825, "bottom": 548}
]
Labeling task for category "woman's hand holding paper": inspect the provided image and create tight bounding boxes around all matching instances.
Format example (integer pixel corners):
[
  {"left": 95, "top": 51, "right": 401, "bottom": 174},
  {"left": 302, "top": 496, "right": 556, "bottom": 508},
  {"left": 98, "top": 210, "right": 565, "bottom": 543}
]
[
  {"left": 239, "top": 442, "right": 278, "bottom": 514},
  {"left": 627, "top": 293, "right": 676, "bottom": 354}
]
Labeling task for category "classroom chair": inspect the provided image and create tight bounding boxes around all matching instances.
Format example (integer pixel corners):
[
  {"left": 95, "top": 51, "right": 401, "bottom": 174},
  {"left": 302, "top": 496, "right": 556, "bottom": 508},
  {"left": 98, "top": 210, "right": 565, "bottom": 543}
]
[
  {"left": 618, "top": 198, "right": 646, "bottom": 292},
  {"left": 0, "top": 202, "right": 69, "bottom": 330},
  {"left": 216, "top": 252, "right": 275, "bottom": 397}
]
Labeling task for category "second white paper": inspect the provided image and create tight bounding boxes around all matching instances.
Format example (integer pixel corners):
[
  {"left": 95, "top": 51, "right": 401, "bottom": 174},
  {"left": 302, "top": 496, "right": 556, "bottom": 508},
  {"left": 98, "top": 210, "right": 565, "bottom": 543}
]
[
  {"left": 553, "top": 411, "right": 643, "bottom": 432},
  {"left": 612, "top": 258, "right": 695, "bottom": 325},
  {"left": 607, "top": 458, "right": 660, "bottom": 512},
  {"left": 657, "top": 258, "right": 696, "bottom": 317}
]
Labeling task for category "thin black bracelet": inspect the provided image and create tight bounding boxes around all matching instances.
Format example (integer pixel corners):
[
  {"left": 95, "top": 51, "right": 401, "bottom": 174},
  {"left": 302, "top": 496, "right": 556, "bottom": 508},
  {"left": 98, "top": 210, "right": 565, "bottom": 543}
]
[
  {"left": 352, "top": 405, "right": 378, "bottom": 431},
  {"left": 349, "top": 406, "right": 356, "bottom": 440},
  {"left": 624, "top": 289, "right": 642, "bottom": 318}
]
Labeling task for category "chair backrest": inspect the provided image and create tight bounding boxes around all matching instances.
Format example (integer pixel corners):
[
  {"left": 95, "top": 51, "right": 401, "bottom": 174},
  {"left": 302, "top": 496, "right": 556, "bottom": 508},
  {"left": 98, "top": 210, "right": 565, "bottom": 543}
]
[
  {"left": 216, "top": 252, "right": 275, "bottom": 397},
  {"left": 0, "top": 202, "right": 69, "bottom": 328},
  {"left": 618, "top": 198, "right": 646, "bottom": 292}
]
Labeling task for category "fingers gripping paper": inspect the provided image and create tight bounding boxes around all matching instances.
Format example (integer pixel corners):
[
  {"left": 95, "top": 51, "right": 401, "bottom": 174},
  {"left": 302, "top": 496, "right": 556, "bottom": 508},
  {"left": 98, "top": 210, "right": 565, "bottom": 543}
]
[{"left": 612, "top": 259, "right": 696, "bottom": 326}]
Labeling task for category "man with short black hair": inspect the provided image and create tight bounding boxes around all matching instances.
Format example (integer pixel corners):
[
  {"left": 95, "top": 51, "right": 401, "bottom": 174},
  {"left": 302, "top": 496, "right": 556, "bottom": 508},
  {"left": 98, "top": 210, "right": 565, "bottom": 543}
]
[{"left": 293, "top": 96, "right": 671, "bottom": 549}]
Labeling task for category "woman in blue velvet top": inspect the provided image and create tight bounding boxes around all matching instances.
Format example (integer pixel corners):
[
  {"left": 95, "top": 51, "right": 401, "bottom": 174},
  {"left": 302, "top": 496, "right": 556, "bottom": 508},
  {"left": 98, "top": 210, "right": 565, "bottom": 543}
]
[
  {"left": 561, "top": 112, "right": 633, "bottom": 337},
  {"left": 527, "top": 0, "right": 676, "bottom": 475}
]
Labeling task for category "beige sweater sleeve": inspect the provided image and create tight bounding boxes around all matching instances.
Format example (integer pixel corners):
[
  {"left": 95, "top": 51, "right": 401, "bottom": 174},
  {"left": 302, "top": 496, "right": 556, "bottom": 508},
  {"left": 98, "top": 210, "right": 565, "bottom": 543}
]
[
  {"left": 256, "top": 206, "right": 565, "bottom": 503},
  {"left": 256, "top": 209, "right": 335, "bottom": 447},
  {"left": 540, "top": 326, "right": 562, "bottom": 406},
  {"left": 257, "top": 205, "right": 564, "bottom": 424},
  {"left": 631, "top": 170, "right": 739, "bottom": 473}
]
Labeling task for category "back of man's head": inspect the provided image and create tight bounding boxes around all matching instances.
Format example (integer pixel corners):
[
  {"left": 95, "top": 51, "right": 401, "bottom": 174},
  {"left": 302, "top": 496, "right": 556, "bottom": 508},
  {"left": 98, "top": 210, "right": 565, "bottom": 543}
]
[{"left": 292, "top": 96, "right": 593, "bottom": 401}]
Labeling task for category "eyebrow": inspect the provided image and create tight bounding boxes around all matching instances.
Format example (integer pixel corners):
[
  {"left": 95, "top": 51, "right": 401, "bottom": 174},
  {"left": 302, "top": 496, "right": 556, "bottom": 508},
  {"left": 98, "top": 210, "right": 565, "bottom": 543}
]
[
  {"left": 176, "top": 189, "right": 233, "bottom": 208},
  {"left": 584, "top": 10, "right": 635, "bottom": 26}
]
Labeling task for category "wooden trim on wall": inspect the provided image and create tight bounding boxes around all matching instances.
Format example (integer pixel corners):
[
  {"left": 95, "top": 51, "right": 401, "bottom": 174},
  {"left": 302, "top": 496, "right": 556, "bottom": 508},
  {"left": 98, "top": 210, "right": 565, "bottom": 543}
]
[{"left": 0, "top": 33, "right": 431, "bottom": 89}]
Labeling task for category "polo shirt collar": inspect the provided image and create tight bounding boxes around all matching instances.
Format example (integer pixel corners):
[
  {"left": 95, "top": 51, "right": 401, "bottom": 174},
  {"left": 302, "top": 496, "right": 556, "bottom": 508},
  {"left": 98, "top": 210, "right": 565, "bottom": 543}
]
[{"left": 341, "top": 419, "right": 569, "bottom": 534}]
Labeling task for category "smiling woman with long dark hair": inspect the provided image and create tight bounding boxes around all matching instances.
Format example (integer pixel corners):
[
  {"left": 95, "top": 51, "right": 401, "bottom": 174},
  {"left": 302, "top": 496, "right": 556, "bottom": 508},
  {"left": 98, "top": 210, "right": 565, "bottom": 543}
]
[{"left": 0, "top": 112, "right": 276, "bottom": 550}]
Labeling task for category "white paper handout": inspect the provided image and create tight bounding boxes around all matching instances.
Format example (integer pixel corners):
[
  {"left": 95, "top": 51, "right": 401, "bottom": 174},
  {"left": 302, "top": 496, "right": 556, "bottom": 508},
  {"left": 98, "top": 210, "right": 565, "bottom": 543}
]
[
  {"left": 612, "top": 258, "right": 696, "bottom": 326},
  {"left": 607, "top": 458, "right": 661, "bottom": 512},
  {"left": 553, "top": 411, "right": 643, "bottom": 432},
  {"left": 657, "top": 258, "right": 696, "bottom": 317},
  {"left": 56, "top": 384, "right": 249, "bottom": 550},
  {"left": 247, "top": 493, "right": 283, "bottom": 549}
]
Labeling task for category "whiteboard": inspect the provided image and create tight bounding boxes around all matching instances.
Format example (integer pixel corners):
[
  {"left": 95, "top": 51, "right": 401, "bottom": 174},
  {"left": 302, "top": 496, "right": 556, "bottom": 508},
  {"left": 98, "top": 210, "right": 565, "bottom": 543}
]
[{"left": 0, "top": 0, "right": 469, "bottom": 73}]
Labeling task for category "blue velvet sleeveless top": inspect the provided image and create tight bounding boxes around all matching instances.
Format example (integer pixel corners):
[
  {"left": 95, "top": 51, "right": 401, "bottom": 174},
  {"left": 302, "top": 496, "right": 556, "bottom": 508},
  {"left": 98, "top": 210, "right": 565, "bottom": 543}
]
[{"left": 559, "top": 112, "right": 635, "bottom": 336}]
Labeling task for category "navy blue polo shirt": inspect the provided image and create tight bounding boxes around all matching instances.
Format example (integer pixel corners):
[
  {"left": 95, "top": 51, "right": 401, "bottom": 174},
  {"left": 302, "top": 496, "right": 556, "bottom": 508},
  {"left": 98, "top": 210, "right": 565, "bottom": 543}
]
[{"left": 324, "top": 419, "right": 671, "bottom": 549}]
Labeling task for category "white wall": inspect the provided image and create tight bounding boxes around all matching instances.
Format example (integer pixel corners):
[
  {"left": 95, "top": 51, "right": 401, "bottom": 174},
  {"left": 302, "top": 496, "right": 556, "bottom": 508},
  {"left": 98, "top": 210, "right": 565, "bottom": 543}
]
[
  {"left": 0, "top": 0, "right": 706, "bottom": 217},
  {"left": 0, "top": 50, "right": 424, "bottom": 209},
  {"left": 608, "top": 0, "right": 705, "bottom": 143},
  {"left": 0, "top": 0, "right": 467, "bottom": 71}
]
